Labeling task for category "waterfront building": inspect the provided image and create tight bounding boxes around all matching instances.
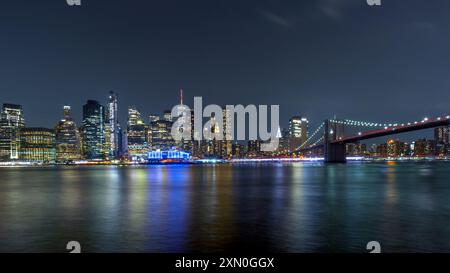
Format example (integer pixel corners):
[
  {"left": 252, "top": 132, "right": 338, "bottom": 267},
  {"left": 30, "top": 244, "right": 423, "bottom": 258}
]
[
  {"left": 19, "top": 127, "right": 56, "bottom": 163},
  {"left": 221, "top": 107, "right": 233, "bottom": 158},
  {"left": 55, "top": 106, "right": 82, "bottom": 162},
  {"left": 82, "top": 100, "right": 106, "bottom": 160},
  {"left": 288, "top": 116, "right": 308, "bottom": 152},
  {"left": 108, "top": 91, "right": 121, "bottom": 159},
  {"left": 103, "top": 117, "right": 111, "bottom": 160},
  {"left": 127, "top": 107, "right": 148, "bottom": 160},
  {"left": 0, "top": 103, "right": 25, "bottom": 161},
  {"left": 150, "top": 118, "right": 174, "bottom": 150}
]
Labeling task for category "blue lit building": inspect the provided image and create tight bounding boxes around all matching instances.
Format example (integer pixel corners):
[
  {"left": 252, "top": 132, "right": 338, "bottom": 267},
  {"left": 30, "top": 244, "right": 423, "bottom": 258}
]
[{"left": 148, "top": 150, "right": 190, "bottom": 162}]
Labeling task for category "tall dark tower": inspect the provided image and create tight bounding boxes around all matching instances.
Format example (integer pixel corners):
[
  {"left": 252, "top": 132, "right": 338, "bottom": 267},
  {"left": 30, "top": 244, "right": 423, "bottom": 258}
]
[{"left": 82, "top": 100, "right": 106, "bottom": 160}]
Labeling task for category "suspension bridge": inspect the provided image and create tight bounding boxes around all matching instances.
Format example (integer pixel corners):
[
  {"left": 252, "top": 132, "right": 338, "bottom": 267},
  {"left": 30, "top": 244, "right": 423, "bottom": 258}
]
[{"left": 295, "top": 115, "right": 450, "bottom": 163}]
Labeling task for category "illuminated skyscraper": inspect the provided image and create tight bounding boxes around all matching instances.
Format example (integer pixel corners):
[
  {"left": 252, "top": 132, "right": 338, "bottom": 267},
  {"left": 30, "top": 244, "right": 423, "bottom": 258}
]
[
  {"left": 0, "top": 103, "right": 25, "bottom": 161},
  {"left": 128, "top": 107, "right": 142, "bottom": 127},
  {"left": 435, "top": 126, "right": 450, "bottom": 144},
  {"left": 217, "top": 107, "right": 233, "bottom": 158},
  {"left": 55, "top": 106, "right": 82, "bottom": 162},
  {"left": 127, "top": 107, "right": 148, "bottom": 160},
  {"left": 150, "top": 118, "right": 174, "bottom": 151},
  {"left": 174, "top": 89, "right": 193, "bottom": 153},
  {"left": 82, "top": 100, "right": 106, "bottom": 160},
  {"left": 288, "top": 116, "right": 308, "bottom": 151},
  {"left": 108, "top": 91, "right": 120, "bottom": 159}
]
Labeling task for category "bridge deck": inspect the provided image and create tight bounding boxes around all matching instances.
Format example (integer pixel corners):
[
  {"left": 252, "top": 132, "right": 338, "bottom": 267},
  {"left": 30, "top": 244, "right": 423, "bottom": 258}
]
[{"left": 297, "top": 116, "right": 450, "bottom": 152}]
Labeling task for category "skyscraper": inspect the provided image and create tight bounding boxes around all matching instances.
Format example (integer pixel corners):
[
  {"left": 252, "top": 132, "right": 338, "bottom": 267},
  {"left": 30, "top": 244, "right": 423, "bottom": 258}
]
[
  {"left": 435, "top": 126, "right": 450, "bottom": 144},
  {"left": 288, "top": 116, "right": 308, "bottom": 151},
  {"left": 82, "top": 100, "right": 106, "bottom": 160},
  {"left": 55, "top": 106, "right": 82, "bottom": 162},
  {"left": 127, "top": 107, "right": 148, "bottom": 160},
  {"left": 108, "top": 91, "right": 120, "bottom": 159},
  {"left": 150, "top": 117, "right": 174, "bottom": 151},
  {"left": 174, "top": 89, "right": 193, "bottom": 153},
  {"left": 221, "top": 107, "right": 233, "bottom": 158},
  {"left": 0, "top": 103, "right": 25, "bottom": 161}
]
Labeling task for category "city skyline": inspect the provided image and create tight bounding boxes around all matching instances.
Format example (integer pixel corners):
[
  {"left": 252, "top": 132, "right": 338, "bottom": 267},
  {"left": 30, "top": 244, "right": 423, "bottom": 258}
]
[{"left": 1, "top": 95, "right": 449, "bottom": 164}]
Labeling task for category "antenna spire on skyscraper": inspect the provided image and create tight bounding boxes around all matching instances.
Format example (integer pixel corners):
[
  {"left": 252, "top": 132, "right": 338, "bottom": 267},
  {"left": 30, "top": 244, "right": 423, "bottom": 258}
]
[{"left": 180, "top": 88, "right": 184, "bottom": 105}]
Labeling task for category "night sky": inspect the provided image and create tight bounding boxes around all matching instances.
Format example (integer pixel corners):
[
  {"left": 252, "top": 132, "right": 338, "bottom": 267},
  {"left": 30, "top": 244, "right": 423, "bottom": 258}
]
[{"left": 0, "top": 0, "right": 449, "bottom": 139}]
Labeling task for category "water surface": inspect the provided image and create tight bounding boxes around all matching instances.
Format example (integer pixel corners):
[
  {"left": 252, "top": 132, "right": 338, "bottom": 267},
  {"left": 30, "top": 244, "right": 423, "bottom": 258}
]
[{"left": 0, "top": 162, "right": 449, "bottom": 253}]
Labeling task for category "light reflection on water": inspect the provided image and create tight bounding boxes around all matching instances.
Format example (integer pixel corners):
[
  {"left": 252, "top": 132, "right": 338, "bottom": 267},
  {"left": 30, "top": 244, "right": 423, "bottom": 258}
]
[{"left": 1, "top": 162, "right": 450, "bottom": 252}]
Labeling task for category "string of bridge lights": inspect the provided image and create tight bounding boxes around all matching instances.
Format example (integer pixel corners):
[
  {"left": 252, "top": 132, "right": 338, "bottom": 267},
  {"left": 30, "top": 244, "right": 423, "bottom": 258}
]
[
  {"left": 297, "top": 115, "right": 450, "bottom": 151},
  {"left": 297, "top": 122, "right": 324, "bottom": 149},
  {"left": 309, "top": 136, "right": 324, "bottom": 148},
  {"left": 330, "top": 115, "right": 450, "bottom": 129}
]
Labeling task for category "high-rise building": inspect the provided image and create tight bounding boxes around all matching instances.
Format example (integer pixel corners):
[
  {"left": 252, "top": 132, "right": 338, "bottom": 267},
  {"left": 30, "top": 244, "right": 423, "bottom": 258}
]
[
  {"left": 128, "top": 107, "right": 142, "bottom": 127},
  {"left": 103, "top": 116, "right": 111, "bottom": 160},
  {"left": 288, "top": 116, "right": 308, "bottom": 151},
  {"left": 127, "top": 107, "right": 148, "bottom": 160},
  {"left": 82, "top": 100, "right": 106, "bottom": 160},
  {"left": 435, "top": 126, "right": 450, "bottom": 144},
  {"left": 221, "top": 107, "right": 233, "bottom": 158},
  {"left": 200, "top": 113, "right": 223, "bottom": 158},
  {"left": 108, "top": 91, "right": 121, "bottom": 159},
  {"left": 2, "top": 103, "right": 25, "bottom": 128},
  {"left": 55, "top": 106, "right": 82, "bottom": 162},
  {"left": 19, "top": 128, "right": 56, "bottom": 163},
  {"left": 0, "top": 103, "right": 25, "bottom": 161},
  {"left": 172, "top": 89, "right": 193, "bottom": 153},
  {"left": 150, "top": 118, "right": 174, "bottom": 151}
]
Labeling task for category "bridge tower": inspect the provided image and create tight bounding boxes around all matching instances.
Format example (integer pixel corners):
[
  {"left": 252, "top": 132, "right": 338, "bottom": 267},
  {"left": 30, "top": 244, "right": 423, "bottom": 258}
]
[{"left": 324, "top": 120, "right": 346, "bottom": 163}]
